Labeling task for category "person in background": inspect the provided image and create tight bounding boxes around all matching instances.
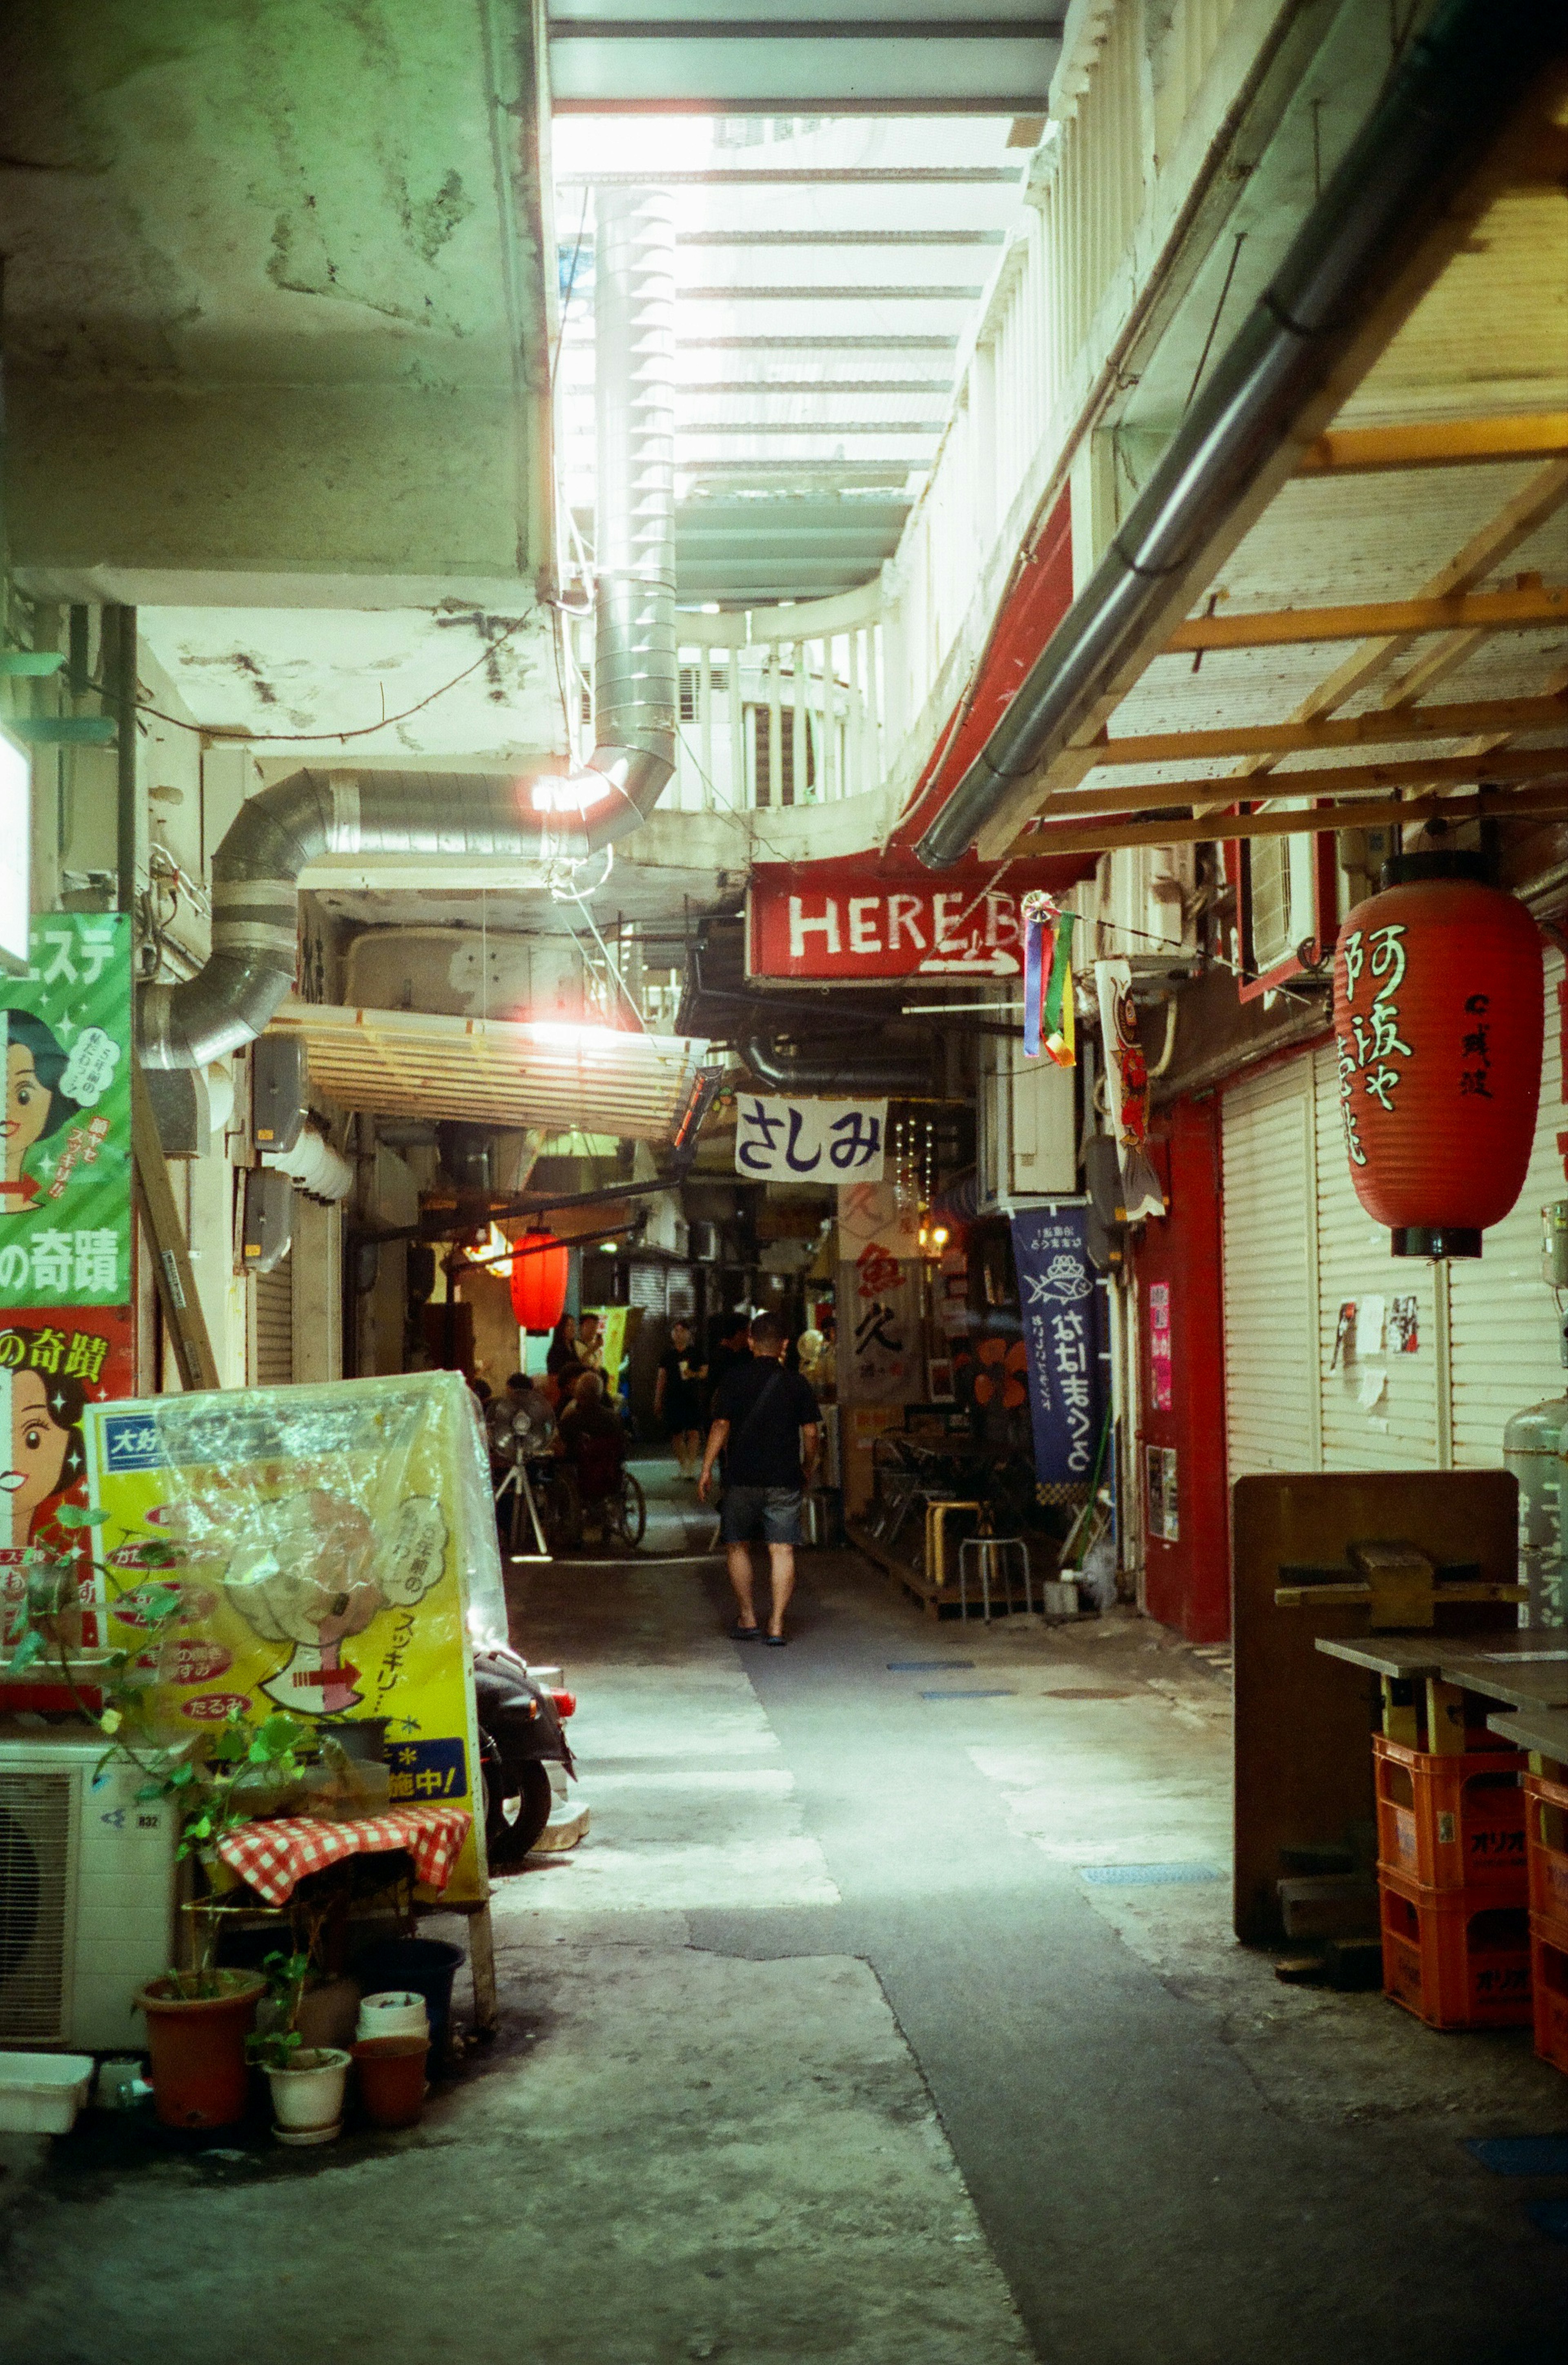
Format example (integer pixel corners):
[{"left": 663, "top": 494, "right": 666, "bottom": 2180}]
[
  {"left": 547, "top": 1315, "right": 582, "bottom": 1382},
  {"left": 558, "top": 1368, "right": 621, "bottom": 1458},
  {"left": 699, "top": 1312, "right": 820, "bottom": 1646},
  {"left": 577, "top": 1312, "right": 605, "bottom": 1374},
  {"left": 655, "top": 1318, "right": 704, "bottom": 1480},
  {"left": 704, "top": 1313, "right": 751, "bottom": 1415}
]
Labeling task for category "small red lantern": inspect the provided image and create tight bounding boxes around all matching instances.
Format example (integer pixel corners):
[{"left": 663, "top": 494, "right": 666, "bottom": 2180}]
[
  {"left": 1332, "top": 853, "right": 1543, "bottom": 1258},
  {"left": 509, "top": 1232, "right": 570, "bottom": 1332}
]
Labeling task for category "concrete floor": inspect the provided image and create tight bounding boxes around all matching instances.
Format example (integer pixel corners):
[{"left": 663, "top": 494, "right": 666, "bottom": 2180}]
[{"left": 3, "top": 1459, "right": 1566, "bottom": 2363}]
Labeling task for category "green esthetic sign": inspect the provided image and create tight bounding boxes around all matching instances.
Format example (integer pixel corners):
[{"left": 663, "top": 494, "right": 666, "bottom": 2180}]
[{"left": 0, "top": 914, "right": 131, "bottom": 1308}]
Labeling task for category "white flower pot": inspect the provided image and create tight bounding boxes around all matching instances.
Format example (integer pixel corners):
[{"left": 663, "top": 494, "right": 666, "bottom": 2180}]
[
  {"left": 356, "top": 1990, "right": 429, "bottom": 2041},
  {"left": 267, "top": 2047, "right": 351, "bottom": 2138}
]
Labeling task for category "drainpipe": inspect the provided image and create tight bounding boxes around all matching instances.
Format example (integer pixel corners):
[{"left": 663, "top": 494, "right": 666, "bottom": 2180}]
[
  {"left": 915, "top": 0, "right": 1562, "bottom": 870},
  {"left": 109, "top": 606, "right": 138, "bottom": 916},
  {"left": 736, "top": 1025, "right": 936, "bottom": 1099},
  {"left": 138, "top": 192, "right": 677, "bottom": 1071}
]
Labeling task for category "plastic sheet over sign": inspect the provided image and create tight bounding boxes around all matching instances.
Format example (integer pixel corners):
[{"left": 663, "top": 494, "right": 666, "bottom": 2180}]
[{"left": 81, "top": 1370, "right": 507, "bottom": 1904}]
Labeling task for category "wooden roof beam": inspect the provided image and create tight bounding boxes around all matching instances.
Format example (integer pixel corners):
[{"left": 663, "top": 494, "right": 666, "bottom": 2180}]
[
  {"left": 1023, "top": 777, "right": 1568, "bottom": 858},
  {"left": 1034, "top": 743, "right": 1568, "bottom": 824},
  {"left": 1083, "top": 692, "right": 1567, "bottom": 769},
  {"left": 1295, "top": 412, "right": 1568, "bottom": 474},
  {"left": 1167, "top": 581, "right": 1565, "bottom": 654}
]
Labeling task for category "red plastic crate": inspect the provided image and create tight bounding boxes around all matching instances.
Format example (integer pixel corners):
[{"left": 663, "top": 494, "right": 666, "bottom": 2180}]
[
  {"left": 1377, "top": 1864, "right": 1532, "bottom": 2029},
  {"left": 1523, "top": 1770, "right": 1568, "bottom": 1947},
  {"left": 1530, "top": 1916, "right": 1568, "bottom": 2076},
  {"left": 1373, "top": 1734, "right": 1526, "bottom": 1895}
]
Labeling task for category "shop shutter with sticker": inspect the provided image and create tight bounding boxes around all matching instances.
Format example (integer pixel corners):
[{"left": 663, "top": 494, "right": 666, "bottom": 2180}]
[
  {"left": 1221, "top": 1054, "right": 1318, "bottom": 1483},
  {"left": 250, "top": 1254, "right": 294, "bottom": 1388},
  {"left": 1312, "top": 1040, "right": 1441, "bottom": 1470}
]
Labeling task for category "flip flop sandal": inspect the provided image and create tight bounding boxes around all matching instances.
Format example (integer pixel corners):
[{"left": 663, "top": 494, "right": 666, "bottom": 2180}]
[
  {"left": 728, "top": 1621, "right": 762, "bottom": 1640},
  {"left": 762, "top": 1632, "right": 787, "bottom": 1648}
]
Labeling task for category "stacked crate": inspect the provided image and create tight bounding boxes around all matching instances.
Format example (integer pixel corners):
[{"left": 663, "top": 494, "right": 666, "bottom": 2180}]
[
  {"left": 1524, "top": 1760, "right": 1568, "bottom": 2072},
  {"left": 1374, "top": 1690, "right": 1531, "bottom": 2029}
]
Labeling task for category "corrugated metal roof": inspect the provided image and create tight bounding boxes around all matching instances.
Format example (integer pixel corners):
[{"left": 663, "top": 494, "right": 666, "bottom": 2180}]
[{"left": 268, "top": 999, "right": 710, "bottom": 1142}]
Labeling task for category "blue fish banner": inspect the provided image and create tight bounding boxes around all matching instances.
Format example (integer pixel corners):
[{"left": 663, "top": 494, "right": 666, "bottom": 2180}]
[{"left": 1009, "top": 1205, "right": 1105, "bottom": 1488}]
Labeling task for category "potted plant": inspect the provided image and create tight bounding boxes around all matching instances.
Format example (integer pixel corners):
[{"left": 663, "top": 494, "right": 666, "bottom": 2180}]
[
  {"left": 247, "top": 1949, "right": 351, "bottom": 2145},
  {"left": 5, "top": 1520, "right": 330, "bottom": 2127}
]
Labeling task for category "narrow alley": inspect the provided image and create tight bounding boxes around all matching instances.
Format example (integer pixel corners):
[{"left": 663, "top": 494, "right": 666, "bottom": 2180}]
[
  {"left": 6, "top": 1466, "right": 1564, "bottom": 2363},
  {"left": 2, "top": 5, "right": 1567, "bottom": 2359}
]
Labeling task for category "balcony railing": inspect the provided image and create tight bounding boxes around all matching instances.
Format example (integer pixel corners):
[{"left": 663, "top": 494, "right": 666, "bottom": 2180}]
[{"left": 572, "top": 582, "right": 889, "bottom": 814}]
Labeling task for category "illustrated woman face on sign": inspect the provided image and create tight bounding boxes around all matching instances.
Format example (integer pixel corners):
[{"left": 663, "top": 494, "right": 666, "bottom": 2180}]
[
  {"left": 156, "top": 1482, "right": 450, "bottom": 1717},
  {"left": 1, "top": 1010, "right": 83, "bottom": 1206},
  {"left": 0, "top": 1365, "right": 88, "bottom": 1545}
]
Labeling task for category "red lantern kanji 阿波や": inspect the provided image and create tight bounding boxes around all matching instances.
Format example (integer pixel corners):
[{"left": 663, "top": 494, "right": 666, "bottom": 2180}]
[
  {"left": 1332, "top": 853, "right": 1543, "bottom": 1258},
  {"left": 509, "top": 1233, "right": 570, "bottom": 1332}
]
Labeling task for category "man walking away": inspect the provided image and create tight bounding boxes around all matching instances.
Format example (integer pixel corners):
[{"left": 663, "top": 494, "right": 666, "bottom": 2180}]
[{"left": 699, "top": 1312, "right": 819, "bottom": 1645}]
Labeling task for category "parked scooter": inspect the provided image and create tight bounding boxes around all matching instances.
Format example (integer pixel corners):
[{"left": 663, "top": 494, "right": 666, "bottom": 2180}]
[{"left": 472, "top": 1643, "right": 577, "bottom": 1861}]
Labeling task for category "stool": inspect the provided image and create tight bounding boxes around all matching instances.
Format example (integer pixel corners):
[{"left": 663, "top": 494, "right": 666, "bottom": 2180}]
[
  {"left": 959, "top": 1535, "right": 1032, "bottom": 1623},
  {"left": 924, "top": 1499, "right": 982, "bottom": 1591}
]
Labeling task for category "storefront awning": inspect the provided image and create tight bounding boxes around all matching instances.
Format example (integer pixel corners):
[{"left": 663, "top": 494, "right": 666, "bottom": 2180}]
[{"left": 268, "top": 999, "right": 711, "bottom": 1143}]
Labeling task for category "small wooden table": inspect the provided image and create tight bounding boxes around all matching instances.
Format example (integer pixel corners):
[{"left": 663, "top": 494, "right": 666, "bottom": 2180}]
[
  {"left": 1486, "top": 1702, "right": 1568, "bottom": 1766},
  {"left": 1439, "top": 1647, "right": 1568, "bottom": 1712},
  {"left": 1316, "top": 1627, "right": 1567, "bottom": 1753}
]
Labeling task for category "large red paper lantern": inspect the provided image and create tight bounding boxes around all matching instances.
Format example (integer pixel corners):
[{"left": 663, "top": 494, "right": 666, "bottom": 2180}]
[
  {"left": 1332, "top": 854, "right": 1542, "bottom": 1258},
  {"left": 509, "top": 1233, "right": 570, "bottom": 1332}
]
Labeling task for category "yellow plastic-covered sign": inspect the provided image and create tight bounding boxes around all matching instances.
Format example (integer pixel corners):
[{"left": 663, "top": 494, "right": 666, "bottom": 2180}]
[{"left": 81, "top": 1370, "right": 506, "bottom": 1903}]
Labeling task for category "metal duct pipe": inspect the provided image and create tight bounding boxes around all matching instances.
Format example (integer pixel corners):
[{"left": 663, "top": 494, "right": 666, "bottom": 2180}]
[
  {"left": 737, "top": 1026, "right": 935, "bottom": 1099},
  {"left": 915, "top": 0, "right": 1561, "bottom": 870},
  {"left": 587, "top": 187, "right": 678, "bottom": 838},
  {"left": 263, "top": 1120, "right": 354, "bottom": 1203},
  {"left": 139, "top": 194, "right": 678, "bottom": 1071}
]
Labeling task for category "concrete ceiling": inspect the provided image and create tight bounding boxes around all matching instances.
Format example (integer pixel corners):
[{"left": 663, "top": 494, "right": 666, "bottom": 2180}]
[
  {"left": 140, "top": 603, "right": 565, "bottom": 764},
  {"left": 0, "top": 0, "right": 557, "bottom": 610}
]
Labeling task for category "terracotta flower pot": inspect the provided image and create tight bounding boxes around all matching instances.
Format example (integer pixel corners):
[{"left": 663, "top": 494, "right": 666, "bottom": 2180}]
[
  {"left": 352, "top": 2034, "right": 430, "bottom": 2129},
  {"left": 135, "top": 1971, "right": 267, "bottom": 2129}
]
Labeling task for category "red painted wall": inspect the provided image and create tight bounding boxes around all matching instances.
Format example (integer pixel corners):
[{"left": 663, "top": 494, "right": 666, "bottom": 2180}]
[
  {"left": 892, "top": 488, "right": 1075, "bottom": 852},
  {"left": 1130, "top": 1094, "right": 1231, "bottom": 1643}
]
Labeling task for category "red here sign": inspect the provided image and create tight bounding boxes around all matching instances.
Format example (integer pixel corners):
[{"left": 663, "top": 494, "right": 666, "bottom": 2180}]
[{"left": 746, "top": 855, "right": 1087, "bottom": 984}]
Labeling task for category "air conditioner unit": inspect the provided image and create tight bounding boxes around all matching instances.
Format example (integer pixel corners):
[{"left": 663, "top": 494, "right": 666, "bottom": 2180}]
[
  {"left": 978, "top": 1036, "right": 1076, "bottom": 1208},
  {"left": 1096, "top": 844, "right": 1196, "bottom": 961},
  {"left": 0, "top": 1730, "right": 176, "bottom": 2051}
]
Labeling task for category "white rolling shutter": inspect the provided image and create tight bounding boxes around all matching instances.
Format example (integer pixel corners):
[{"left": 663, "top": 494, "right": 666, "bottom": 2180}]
[
  {"left": 1448, "top": 947, "right": 1566, "bottom": 1462},
  {"left": 1222, "top": 1054, "right": 1318, "bottom": 1481},
  {"left": 249, "top": 1255, "right": 294, "bottom": 1388},
  {"left": 1218, "top": 951, "right": 1565, "bottom": 1497},
  {"left": 1312, "top": 1040, "right": 1441, "bottom": 1470}
]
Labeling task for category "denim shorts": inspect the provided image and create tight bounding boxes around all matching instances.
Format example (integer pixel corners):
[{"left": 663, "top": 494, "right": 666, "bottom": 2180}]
[{"left": 719, "top": 1484, "right": 802, "bottom": 1546}]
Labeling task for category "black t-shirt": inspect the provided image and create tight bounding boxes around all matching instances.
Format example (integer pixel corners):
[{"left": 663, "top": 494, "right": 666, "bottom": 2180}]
[
  {"left": 706, "top": 1341, "right": 750, "bottom": 1400},
  {"left": 659, "top": 1346, "right": 700, "bottom": 1419},
  {"left": 710, "top": 1356, "right": 820, "bottom": 1488}
]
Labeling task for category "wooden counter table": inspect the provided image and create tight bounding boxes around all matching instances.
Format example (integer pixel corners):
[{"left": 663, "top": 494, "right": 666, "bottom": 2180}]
[{"left": 1486, "top": 1702, "right": 1568, "bottom": 1764}]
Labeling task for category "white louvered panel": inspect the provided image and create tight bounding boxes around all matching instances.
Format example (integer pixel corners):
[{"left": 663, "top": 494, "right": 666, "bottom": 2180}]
[
  {"left": 1448, "top": 949, "right": 1567, "bottom": 1465},
  {"left": 251, "top": 1255, "right": 294, "bottom": 1390},
  {"left": 1313, "top": 1041, "right": 1441, "bottom": 1472},
  {"left": 0, "top": 1769, "right": 73, "bottom": 2043},
  {"left": 1222, "top": 1054, "right": 1316, "bottom": 1482}
]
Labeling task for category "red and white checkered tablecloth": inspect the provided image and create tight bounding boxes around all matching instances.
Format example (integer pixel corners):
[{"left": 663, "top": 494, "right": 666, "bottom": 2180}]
[{"left": 214, "top": 1804, "right": 473, "bottom": 1906}]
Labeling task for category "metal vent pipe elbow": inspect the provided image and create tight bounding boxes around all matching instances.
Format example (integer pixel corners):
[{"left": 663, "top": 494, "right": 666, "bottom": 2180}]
[{"left": 737, "top": 1026, "right": 935, "bottom": 1099}]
